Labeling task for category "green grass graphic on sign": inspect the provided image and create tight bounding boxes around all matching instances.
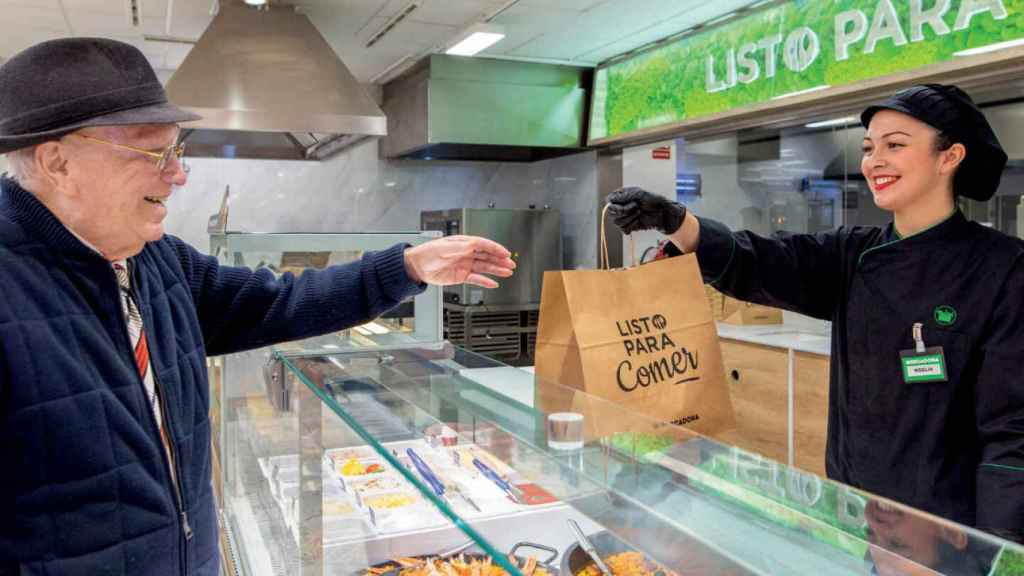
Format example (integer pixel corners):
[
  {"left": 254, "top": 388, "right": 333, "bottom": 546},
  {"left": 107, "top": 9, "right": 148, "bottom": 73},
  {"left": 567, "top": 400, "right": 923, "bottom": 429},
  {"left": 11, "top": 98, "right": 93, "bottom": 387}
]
[{"left": 591, "top": 0, "right": 1024, "bottom": 140}]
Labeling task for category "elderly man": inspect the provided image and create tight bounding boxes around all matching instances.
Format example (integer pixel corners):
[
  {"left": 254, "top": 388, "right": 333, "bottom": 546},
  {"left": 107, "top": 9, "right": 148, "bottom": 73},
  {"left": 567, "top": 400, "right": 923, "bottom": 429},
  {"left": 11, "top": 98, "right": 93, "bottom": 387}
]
[{"left": 0, "top": 38, "right": 516, "bottom": 575}]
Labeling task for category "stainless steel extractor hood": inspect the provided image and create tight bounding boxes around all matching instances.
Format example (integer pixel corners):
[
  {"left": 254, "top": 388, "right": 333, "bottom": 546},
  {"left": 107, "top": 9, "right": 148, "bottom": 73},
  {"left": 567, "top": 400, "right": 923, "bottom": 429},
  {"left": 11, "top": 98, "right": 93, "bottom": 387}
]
[
  {"left": 382, "top": 55, "right": 590, "bottom": 162},
  {"left": 165, "top": 1, "right": 386, "bottom": 161}
]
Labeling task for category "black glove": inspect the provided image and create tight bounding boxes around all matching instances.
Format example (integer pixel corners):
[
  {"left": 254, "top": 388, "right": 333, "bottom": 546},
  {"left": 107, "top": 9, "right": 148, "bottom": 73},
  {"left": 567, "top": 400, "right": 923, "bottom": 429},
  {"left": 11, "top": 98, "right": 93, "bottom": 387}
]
[{"left": 606, "top": 187, "right": 687, "bottom": 235}]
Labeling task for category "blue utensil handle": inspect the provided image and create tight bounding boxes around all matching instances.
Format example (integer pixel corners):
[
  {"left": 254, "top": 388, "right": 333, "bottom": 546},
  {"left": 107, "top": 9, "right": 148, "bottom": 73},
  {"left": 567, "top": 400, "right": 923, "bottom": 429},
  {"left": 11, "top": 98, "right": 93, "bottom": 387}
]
[
  {"left": 473, "top": 458, "right": 512, "bottom": 492},
  {"left": 407, "top": 448, "right": 445, "bottom": 496}
]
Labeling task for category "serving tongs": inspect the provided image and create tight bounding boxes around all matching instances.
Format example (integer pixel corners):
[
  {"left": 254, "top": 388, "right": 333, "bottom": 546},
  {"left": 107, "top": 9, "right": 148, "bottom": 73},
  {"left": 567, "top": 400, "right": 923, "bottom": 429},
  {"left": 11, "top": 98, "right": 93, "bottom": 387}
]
[
  {"left": 567, "top": 519, "right": 612, "bottom": 576},
  {"left": 407, "top": 448, "right": 481, "bottom": 513}
]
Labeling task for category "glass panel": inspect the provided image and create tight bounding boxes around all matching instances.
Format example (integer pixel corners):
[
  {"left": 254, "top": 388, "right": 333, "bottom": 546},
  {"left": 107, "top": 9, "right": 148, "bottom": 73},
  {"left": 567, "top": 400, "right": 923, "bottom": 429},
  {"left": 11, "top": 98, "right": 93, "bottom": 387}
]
[
  {"left": 281, "top": 352, "right": 527, "bottom": 575},
  {"left": 212, "top": 231, "right": 445, "bottom": 576},
  {"left": 220, "top": 346, "right": 303, "bottom": 575},
  {"left": 267, "top": 342, "right": 1024, "bottom": 576}
]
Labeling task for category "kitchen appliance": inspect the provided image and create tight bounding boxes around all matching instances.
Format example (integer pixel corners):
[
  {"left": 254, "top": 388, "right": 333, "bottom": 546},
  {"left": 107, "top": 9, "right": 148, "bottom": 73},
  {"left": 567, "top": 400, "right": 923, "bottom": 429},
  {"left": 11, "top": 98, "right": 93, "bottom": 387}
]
[
  {"left": 166, "top": 1, "right": 386, "bottom": 161},
  {"left": 421, "top": 208, "right": 561, "bottom": 306},
  {"left": 383, "top": 56, "right": 589, "bottom": 162},
  {"left": 423, "top": 208, "right": 560, "bottom": 364}
]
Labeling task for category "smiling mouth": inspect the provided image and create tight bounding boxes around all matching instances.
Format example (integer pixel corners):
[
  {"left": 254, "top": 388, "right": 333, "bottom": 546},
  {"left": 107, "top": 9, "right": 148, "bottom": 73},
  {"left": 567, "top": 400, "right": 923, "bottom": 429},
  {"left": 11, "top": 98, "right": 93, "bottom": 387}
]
[
  {"left": 873, "top": 176, "right": 900, "bottom": 191},
  {"left": 144, "top": 196, "right": 167, "bottom": 206}
]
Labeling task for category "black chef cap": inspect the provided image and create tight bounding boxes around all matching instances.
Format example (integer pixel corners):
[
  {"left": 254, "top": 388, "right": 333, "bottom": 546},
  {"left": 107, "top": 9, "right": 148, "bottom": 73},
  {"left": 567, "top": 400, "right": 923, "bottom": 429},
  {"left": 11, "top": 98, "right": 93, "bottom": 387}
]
[{"left": 861, "top": 84, "right": 1007, "bottom": 201}]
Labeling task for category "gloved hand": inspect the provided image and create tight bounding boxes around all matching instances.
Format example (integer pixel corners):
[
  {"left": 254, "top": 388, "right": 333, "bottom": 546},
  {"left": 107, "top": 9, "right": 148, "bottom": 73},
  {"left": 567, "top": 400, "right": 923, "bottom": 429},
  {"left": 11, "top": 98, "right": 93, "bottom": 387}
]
[{"left": 606, "top": 187, "right": 687, "bottom": 235}]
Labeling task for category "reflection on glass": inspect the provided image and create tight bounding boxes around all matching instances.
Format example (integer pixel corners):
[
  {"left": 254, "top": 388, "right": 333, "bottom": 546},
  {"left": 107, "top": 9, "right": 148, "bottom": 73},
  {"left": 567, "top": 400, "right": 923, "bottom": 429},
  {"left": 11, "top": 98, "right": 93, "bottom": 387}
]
[
  {"left": 247, "top": 341, "right": 1024, "bottom": 576},
  {"left": 865, "top": 499, "right": 1000, "bottom": 576}
]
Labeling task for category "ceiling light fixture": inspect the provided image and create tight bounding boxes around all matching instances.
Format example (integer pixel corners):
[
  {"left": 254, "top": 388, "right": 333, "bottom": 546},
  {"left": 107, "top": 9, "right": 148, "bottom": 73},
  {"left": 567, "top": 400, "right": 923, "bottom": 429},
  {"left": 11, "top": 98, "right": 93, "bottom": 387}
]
[
  {"left": 366, "top": 1, "right": 420, "bottom": 48},
  {"left": 446, "top": 23, "right": 505, "bottom": 56},
  {"left": 954, "top": 38, "right": 1024, "bottom": 57},
  {"left": 805, "top": 115, "right": 858, "bottom": 128}
]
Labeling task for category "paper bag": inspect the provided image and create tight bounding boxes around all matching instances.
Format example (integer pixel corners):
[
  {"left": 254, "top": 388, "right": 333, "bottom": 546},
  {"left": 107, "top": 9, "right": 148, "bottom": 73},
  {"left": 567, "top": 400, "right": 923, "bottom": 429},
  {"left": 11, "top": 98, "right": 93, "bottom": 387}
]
[{"left": 535, "top": 254, "right": 735, "bottom": 436}]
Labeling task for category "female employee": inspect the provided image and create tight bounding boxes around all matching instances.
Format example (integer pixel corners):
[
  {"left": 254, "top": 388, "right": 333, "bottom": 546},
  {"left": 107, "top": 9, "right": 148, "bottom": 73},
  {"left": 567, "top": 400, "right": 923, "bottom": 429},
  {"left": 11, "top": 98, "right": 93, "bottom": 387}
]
[{"left": 607, "top": 84, "right": 1024, "bottom": 541}]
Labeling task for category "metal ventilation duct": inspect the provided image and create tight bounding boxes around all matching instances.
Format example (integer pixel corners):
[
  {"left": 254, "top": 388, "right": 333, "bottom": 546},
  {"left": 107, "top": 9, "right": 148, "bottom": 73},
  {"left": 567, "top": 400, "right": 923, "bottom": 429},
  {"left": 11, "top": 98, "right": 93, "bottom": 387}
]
[{"left": 166, "top": 0, "right": 386, "bottom": 160}]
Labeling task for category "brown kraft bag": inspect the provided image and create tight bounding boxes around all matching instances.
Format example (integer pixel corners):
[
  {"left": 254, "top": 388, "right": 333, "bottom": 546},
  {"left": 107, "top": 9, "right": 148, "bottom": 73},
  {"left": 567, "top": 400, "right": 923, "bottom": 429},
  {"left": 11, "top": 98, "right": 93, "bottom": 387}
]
[{"left": 534, "top": 215, "right": 735, "bottom": 436}]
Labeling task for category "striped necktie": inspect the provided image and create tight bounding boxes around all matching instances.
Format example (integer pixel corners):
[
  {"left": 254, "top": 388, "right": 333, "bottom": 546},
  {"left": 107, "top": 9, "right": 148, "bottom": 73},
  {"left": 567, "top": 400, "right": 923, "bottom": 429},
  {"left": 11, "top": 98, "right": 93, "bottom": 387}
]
[{"left": 113, "top": 263, "right": 172, "bottom": 470}]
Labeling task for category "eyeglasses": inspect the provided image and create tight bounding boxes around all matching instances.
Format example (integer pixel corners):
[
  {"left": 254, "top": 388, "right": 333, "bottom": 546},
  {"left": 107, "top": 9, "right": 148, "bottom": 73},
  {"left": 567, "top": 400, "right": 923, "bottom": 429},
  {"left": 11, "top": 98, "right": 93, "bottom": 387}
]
[{"left": 72, "top": 133, "right": 187, "bottom": 173}]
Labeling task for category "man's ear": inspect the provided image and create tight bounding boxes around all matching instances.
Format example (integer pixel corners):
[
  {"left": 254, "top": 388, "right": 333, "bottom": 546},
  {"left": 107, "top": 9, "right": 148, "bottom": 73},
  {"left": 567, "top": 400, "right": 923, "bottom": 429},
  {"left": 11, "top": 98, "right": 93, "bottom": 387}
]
[
  {"left": 34, "top": 139, "right": 73, "bottom": 194},
  {"left": 940, "top": 142, "right": 967, "bottom": 176}
]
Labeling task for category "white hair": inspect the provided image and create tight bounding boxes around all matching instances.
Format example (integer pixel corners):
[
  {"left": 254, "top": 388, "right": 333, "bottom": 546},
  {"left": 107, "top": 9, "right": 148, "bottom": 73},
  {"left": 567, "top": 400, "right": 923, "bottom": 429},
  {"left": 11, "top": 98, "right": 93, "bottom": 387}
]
[{"left": 5, "top": 146, "right": 38, "bottom": 183}]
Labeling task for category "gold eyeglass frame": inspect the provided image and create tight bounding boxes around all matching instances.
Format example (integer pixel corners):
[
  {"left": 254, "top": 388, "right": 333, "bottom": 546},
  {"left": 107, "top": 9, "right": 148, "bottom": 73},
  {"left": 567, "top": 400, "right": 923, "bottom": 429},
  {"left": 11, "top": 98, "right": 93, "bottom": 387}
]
[{"left": 72, "top": 133, "right": 187, "bottom": 173}]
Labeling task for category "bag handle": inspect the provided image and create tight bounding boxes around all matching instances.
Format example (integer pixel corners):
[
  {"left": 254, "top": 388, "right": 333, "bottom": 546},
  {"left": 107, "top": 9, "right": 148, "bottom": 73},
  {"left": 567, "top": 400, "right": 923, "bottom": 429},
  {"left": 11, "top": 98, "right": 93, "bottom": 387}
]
[{"left": 600, "top": 203, "right": 636, "bottom": 270}]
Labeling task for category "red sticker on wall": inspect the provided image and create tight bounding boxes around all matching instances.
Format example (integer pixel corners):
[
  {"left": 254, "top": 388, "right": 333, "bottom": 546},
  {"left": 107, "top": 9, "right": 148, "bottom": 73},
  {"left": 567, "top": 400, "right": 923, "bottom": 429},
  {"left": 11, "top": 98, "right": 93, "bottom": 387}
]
[{"left": 652, "top": 146, "right": 671, "bottom": 160}]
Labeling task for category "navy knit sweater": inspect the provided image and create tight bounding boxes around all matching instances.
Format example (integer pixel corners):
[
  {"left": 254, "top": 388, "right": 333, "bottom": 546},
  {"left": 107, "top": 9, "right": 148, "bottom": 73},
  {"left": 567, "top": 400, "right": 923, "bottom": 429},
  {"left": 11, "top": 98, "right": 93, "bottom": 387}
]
[{"left": 0, "top": 177, "right": 424, "bottom": 575}]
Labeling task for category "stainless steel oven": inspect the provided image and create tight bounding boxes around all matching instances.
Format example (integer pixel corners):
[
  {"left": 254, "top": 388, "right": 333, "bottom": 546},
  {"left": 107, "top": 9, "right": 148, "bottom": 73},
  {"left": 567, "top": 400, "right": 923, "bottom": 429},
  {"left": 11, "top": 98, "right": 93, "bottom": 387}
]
[{"left": 421, "top": 208, "right": 562, "bottom": 306}]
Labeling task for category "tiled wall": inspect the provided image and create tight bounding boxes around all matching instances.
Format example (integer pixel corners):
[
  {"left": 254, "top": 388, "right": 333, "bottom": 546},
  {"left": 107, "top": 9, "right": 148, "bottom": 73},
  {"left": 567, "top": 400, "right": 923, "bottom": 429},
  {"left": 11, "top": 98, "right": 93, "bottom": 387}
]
[{"left": 163, "top": 138, "right": 599, "bottom": 269}]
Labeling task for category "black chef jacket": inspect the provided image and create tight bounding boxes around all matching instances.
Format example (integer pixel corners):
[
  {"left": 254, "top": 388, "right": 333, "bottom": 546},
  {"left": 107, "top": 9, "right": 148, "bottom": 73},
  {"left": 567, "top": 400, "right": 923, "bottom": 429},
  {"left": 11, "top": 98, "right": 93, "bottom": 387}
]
[{"left": 695, "top": 210, "right": 1024, "bottom": 539}]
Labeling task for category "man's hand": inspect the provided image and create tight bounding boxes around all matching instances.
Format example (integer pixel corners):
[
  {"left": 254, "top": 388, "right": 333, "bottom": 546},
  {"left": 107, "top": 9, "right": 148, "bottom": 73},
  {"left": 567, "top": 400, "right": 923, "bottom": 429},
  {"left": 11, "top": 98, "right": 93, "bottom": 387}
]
[
  {"left": 606, "top": 187, "right": 687, "bottom": 235},
  {"left": 404, "top": 236, "right": 516, "bottom": 288}
]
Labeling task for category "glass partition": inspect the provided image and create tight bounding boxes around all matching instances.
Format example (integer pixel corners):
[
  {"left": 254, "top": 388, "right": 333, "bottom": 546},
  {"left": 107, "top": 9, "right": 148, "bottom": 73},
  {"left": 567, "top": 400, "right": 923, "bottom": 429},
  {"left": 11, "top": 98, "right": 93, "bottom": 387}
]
[{"left": 215, "top": 338, "right": 1024, "bottom": 576}]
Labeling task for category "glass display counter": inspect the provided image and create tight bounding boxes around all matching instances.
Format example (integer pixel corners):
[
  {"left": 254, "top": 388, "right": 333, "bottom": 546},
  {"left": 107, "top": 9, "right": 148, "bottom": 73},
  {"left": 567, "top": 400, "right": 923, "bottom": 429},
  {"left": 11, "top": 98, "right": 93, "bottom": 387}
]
[{"left": 217, "top": 340, "right": 1024, "bottom": 576}]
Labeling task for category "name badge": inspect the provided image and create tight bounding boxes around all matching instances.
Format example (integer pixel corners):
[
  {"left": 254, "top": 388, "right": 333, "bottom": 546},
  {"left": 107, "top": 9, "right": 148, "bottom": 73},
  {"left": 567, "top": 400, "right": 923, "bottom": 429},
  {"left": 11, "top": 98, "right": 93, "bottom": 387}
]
[{"left": 899, "top": 347, "right": 947, "bottom": 383}]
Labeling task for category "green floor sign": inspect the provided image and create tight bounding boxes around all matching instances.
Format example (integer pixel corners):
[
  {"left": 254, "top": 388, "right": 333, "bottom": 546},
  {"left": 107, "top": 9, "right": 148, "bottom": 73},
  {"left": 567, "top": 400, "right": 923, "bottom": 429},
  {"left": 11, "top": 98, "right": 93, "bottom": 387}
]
[{"left": 590, "top": 0, "right": 1024, "bottom": 141}]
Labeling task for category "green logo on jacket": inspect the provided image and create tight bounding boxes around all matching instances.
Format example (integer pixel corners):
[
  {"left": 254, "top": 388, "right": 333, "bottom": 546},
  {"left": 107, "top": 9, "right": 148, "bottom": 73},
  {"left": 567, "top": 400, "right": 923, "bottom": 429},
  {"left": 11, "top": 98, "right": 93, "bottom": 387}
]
[{"left": 934, "top": 306, "right": 957, "bottom": 327}]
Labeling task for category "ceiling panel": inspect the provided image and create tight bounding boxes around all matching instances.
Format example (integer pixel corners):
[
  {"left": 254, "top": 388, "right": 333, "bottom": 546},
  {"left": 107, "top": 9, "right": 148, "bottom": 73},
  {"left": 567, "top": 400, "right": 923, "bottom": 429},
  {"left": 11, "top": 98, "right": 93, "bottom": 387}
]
[
  {"left": 297, "top": 0, "right": 389, "bottom": 36},
  {"left": 165, "top": 0, "right": 213, "bottom": 39},
  {"left": 141, "top": 15, "right": 166, "bottom": 36},
  {"left": 1, "top": 0, "right": 62, "bottom": 7},
  {"left": 407, "top": 0, "right": 503, "bottom": 27},
  {"left": 65, "top": 11, "right": 137, "bottom": 35},
  {"left": 3, "top": 4, "right": 69, "bottom": 32},
  {"left": 513, "top": 0, "right": 610, "bottom": 12},
  {"left": 142, "top": 0, "right": 167, "bottom": 19},
  {"left": 0, "top": 27, "right": 68, "bottom": 59},
  {"left": 492, "top": 0, "right": 759, "bottom": 64},
  {"left": 163, "top": 40, "right": 194, "bottom": 67},
  {"left": 61, "top": 0, "right": 125, "bottom": 15},
  {"left": 569, "top": 4, "right": 737, "bottom": 62},
  {"left": 139, "top": 37, "right": 169, "bottom": 55},
  {"left": 1, "top": 0, "right": 769, "bottom": 81},
  {"left": 330, "top": 13, "right": 457, "bottom": 81}
]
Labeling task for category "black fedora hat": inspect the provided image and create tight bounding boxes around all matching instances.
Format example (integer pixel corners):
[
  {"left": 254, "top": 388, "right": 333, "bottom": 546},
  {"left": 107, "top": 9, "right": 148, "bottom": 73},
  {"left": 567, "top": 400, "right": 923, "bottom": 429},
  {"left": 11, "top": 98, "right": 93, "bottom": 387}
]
[
  {"left": 861, "top": 84, "right": 1007, "bottom": 202},
  {"left": 0, "top": 37, "right": 201, "bottom": 155}
]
